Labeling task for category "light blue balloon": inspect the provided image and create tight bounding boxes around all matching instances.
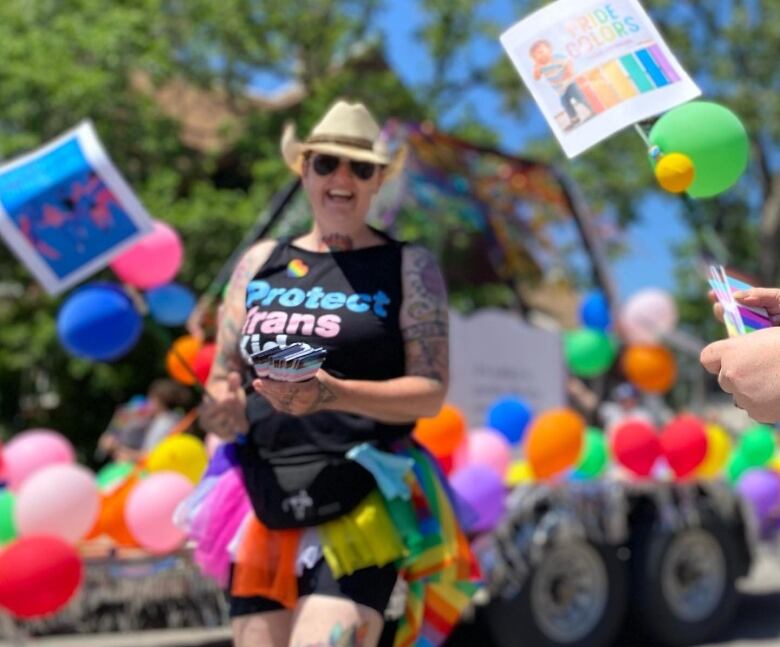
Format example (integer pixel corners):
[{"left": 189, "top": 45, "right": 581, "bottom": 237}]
[{"left": 146, "top": 282, "right": 196, "bottom": 326}]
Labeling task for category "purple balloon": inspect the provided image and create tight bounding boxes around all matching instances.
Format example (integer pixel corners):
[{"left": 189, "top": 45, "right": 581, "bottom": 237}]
[
  {"left": 449, "top": 465, "right": 506, "bottom": 533},
  {"left": 737, "top": 469, "right": 780, "bottom": 528}
]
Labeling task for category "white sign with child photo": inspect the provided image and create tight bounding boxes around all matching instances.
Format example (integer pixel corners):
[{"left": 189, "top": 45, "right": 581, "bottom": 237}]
[{"left": 500, "top": 0, "right": 700, "bottom": 158}]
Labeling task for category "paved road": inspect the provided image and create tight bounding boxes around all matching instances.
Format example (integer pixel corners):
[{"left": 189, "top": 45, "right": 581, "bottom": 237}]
[
  {"left": 5, "top": 550, "right": 780, "bottom": 647},
  {"left": 698, "top": 548, "right": 780, "bottom": 647}
]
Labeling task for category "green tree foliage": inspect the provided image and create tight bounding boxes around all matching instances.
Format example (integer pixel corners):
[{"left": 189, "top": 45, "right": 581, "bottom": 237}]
[
  {"left": 0, "top": 0, "right": 426, "bottom": 453},
  {"left": 489, "top": 1, "right": 780, "bottom": 306}
]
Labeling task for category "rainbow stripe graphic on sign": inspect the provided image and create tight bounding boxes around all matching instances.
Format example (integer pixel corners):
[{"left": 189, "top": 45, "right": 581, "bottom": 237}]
[{"left": 574, "top": 45, "right": 680, "bottom": 115}]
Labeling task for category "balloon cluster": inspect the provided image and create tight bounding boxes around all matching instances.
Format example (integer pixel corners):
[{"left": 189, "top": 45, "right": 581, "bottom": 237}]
[
  {"left": 648, "top": 101, "right": 749, "bottom": 197},
  {"left": 566, "top": 287, "right": 678, "bottom": 396},
  {"left": 414, "top": 397, "right": 594, "bottom": 533},
  {"left": 0, "top": 427, "right": 210, "bottom": 620},
  {"left": 57, "top": 220, "right": 200, "bottom": 363}
]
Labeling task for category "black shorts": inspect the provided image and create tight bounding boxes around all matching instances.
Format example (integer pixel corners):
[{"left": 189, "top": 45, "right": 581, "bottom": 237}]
[{"left": 228, "top": 558, "right": 398, "bottom": 617}]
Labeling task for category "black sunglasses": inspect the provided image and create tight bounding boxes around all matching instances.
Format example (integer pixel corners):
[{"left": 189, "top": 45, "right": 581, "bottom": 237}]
[{"left": 309, "top": 154, "right": 378, "bottom": 181}]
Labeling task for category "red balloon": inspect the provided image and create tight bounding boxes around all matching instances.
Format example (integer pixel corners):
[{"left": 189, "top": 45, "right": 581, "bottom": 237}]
[
  {"left": 193, "top": 342, "right": 217, "bottom": 385},
  {"left": 0, "top": 535, "right": 83, "bottom": 618},
  {"left": 437, "top": 453, "right": 454, "bottom": 476},
  {"left": 611, "top": 419, "right": 661, "bottom": 477},
  {"left": 660, "top": 415, "right": 708, "bottom": 479}
]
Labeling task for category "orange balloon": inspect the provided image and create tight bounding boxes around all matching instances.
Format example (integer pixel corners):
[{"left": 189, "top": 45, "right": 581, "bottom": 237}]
[
  {"left": 101, "top": 474, "right": 141, "bottom": 548},
  {"left": 622, "top": 344, "right": 677, "bottom": 394},
  {"left": 413, "top": 404, "right": 466, "bottom": 457},
  {"left": 82, "top": 493, "right": 106, "bottom": 541},
  {"left": 166, "top": 335, "right": 202, "bottom": 385},
  {"left": 525, "top": 409, "right": 585, "bottom": 479}
]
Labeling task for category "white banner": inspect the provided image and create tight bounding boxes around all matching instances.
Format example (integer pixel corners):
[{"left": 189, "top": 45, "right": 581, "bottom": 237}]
[
  {"left": 500, "top": 0, "right": 700, "bottom": 158},
  {"left": 447, "top": 309, "right": 567, "bottom": 428}
]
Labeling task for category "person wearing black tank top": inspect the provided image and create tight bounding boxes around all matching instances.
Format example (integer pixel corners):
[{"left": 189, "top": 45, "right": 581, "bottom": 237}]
[{"left": 196, "top": 100, "right": 474, "bottom": 647}]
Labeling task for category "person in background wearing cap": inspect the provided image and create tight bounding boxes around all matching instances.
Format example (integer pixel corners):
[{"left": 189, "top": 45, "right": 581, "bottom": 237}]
[
  {"left": 598, "top": 382, "right": 655, "bottom": 434},
  {"left": 194, "top": 100, "right": 476, "bottom": 647},
  {"left": 701, "top": 287, "right": 780, "bottom": 423}
]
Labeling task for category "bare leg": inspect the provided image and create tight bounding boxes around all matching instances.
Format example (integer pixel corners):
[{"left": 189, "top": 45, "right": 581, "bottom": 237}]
[
  {"left": 288, "top": 594, "right": 384, "bottom": 647},
  {"left": 232, "top": 608, "right": 293, "bottom": 647}
]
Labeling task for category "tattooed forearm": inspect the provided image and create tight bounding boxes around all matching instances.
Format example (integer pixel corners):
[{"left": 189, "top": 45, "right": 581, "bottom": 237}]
[{"left": 311, "top": 380, "right": 337, "bottom": 410}]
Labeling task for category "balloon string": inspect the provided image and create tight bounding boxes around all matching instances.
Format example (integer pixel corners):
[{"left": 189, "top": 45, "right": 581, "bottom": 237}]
[{"left": 633, "top": 123, "right": 651, "bottom": 147}]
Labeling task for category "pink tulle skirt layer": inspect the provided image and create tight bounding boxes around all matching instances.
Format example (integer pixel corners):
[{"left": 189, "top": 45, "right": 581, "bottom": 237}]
[{"left": 188, "top": 467, "right": 251, "bottom": 587}]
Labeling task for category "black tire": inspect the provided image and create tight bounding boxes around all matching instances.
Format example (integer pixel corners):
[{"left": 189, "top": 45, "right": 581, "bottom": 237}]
[
  {"left": 480, "top": 540, "right": 629, "bottom": 647},
  {"left": 628, "top": 517, "right": 740, "bottom": 646}
]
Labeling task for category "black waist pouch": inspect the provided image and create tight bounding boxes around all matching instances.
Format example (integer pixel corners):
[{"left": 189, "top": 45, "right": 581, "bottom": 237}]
[{"left": 240, "top": 450, "right": 378, "bottom": 529}]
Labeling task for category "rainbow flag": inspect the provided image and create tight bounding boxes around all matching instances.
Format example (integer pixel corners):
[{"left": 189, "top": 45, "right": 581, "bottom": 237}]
[{"left": 727, "top": 275, "right": 772, "bottom": 332}]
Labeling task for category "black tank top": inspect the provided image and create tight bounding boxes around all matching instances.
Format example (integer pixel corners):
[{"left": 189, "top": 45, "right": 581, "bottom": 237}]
[{"left": 239, "top": 232, "right": 413, "bottom": 459}]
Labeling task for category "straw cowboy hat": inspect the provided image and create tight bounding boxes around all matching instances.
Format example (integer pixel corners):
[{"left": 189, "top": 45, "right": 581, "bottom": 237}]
[{"left": 281, "top": 100, "right": 406, "bottom": 178}]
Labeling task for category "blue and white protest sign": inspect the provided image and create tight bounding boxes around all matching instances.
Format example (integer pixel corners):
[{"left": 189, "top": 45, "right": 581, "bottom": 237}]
[{"left": 0, "top": 121, "right": 153, "bottom": 294}]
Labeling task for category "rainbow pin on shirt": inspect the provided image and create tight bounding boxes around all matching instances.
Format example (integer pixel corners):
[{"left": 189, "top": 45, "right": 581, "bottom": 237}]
[{"left": 286, "top": 258, "right": 309, "bottom": 278}]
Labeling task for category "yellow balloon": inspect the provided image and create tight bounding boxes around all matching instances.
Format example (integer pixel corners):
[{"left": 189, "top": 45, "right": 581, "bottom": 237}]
[
  {"left": 655, "top": 152, "right": 695, "bottom": 194},
  {"left": 769, "top": 456, "right": 780, "bottom": 473},
  {"left": 506, "top": 459, "right": 534, "bottom": 486},
  {"left": 146, "top": 434, "right": 208, "bottom": 484},
  {"left": 697, "top": 424, "right": 732, "bottom": 478}
]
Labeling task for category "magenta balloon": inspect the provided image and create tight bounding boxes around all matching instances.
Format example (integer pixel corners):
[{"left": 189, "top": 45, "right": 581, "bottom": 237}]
[
  {"left": 15, "top": 464, "right": 99, "bottom": 543},
  {"left": 4, "top": 430, "right": 75, "bottom": 490},
  {"left": 125, "top": 472, "right": 193, "bottom": 553},
  {"left": 619, "top": 288, "right": 678, "bottom": 344},
  {"left": 449, "top": 465, "right": 506, "bottom": 533},
  {"left": 453, "top": 428, "right": 512, "bottom": 478},
  {"left": 110, "top": 221, "right": 183, "bottom": 289}
]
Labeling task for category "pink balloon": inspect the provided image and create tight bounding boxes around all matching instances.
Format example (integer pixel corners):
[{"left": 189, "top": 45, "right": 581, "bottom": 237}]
[
  {"left": 16, "top": 464, "right": 99, "bottom": 543},
  {"left": 619, "top": 288, "right": 678, "bottom": 344},
  {"left": 453, "top": 428, "right": 512, "bottom": 478},
  {"left": 4, "top": 429, "right": 75, "bottom": 490},
  {"left": 125, "top": 472, "right": 193, "bottom": 554},
  {"left": 110, "top": 220, "right": 183, "bottom": 289}
]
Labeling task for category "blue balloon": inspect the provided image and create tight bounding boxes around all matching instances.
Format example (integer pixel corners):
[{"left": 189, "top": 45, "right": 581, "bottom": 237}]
[
  {"left": 57, "top": 283, "right": 142, "bottom": 361},
  {"left": 146, "top": 283, "right": 196, "bottom": 326},
  {"left": 487, "top": 396, "right": 533, "bottom": 445},
  {"left": 579, "top": 290, "right": 611, "bottom": 330}
]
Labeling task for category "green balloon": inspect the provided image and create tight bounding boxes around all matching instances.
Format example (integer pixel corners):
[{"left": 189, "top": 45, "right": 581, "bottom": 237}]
[
  {"left": 96, "top": 461, "right": 135, "bottom": 491},
  {"left": 649, "top": 101, "right": 749, "bottom": 198},
  {"left": 564, "top": 329, "right": 617, "bottom": 378},
  {"left": 576, "top": 428, "right": 608, "bottom": 478},
  {"left": 727, "top": 450, "right": 750, "bottom": 483},
  {"left": 0, "top": 490, "right": 17, "bottom": 545},
  {"left": 739, "top": 424, "right": 776, "bottom": 467}
]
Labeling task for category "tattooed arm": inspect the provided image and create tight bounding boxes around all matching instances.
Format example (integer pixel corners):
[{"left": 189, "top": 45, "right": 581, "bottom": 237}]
[
  {"left": 199, "top": 240, "right": 277, "bottom": 438},
  {"left": 254, "top": 244, "right": 448, "bottom": 423}
]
